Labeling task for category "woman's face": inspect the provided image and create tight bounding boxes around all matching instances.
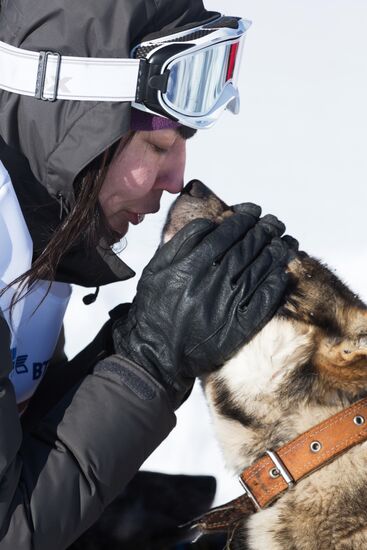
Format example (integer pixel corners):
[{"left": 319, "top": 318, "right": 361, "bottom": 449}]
[{"left": 98, "top": 129, "right": 187, "bottom": 237}]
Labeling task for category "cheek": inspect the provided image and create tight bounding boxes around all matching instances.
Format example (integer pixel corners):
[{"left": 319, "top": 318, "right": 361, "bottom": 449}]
[
  {"left": 127, "top": 164, "right": 157, "bottom": 197},
  {"left": 106, "top": 149, "right": 159, "bottom": 200}
]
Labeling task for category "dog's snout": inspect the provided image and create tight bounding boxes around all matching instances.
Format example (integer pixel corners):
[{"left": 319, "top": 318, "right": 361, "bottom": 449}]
[{"left": 183, "top": 179, "right": 212, "bottom": 199}]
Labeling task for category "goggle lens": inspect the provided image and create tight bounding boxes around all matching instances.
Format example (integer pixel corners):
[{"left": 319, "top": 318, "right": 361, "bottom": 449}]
[{"left": 164, "top": 40, "right": 240, "bottom": 117}]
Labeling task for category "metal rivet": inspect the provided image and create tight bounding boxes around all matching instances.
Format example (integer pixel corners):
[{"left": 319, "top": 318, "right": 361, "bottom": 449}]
[
  {"left": 310, "top": 441, "right": 322, "bottom": 453},
  {"left": 354, "top": 415, "right": 365, "bottom": 426},
  {"left": 269, "top": 468, "right": 280, "bottom": 479}
]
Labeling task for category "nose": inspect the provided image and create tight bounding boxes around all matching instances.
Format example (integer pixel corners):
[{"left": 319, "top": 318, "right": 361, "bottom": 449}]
[
  {"left": 183, "top": 179, "right": 214, "bottom": 199},
  {"left": 155, "top": 137, "right": 186, "bottom": 194}
]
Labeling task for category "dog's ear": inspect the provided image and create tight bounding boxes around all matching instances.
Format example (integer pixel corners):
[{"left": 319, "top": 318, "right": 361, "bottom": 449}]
[{"left": 314, "top": 332, "right": 367, "bottom": 392}]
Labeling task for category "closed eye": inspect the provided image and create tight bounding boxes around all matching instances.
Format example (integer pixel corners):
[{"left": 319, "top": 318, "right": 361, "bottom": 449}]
[{"left": 150, "top": 143, "right": 169, "bottom": 155}]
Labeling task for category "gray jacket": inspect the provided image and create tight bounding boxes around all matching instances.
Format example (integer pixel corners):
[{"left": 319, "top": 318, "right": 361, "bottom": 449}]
[
  {"left": 0, "top": 0, "right": 216, "bottom": 548},
  {"left": 0, "top": 313, "right": 175, "bottom": 549}
]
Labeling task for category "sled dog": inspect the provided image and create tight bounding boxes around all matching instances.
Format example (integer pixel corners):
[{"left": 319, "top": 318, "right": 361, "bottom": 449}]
[{"left": 163, "top": 180, "right": 367, "bottom": 550}]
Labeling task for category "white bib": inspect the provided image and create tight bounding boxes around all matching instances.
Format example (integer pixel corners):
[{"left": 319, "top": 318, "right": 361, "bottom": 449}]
[{"left": 0, "top": 161, "right": 71, "bottom": 404}]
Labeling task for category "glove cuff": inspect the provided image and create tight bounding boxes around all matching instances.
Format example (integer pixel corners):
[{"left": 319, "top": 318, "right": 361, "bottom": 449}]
[{"left": 94, "top": 355, "right": 172, "bottom": 406}]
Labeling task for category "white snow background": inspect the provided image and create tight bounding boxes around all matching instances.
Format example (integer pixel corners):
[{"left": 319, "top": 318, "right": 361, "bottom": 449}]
[{"left": 64, "top": 0, "right": 367, "bottom": 506}]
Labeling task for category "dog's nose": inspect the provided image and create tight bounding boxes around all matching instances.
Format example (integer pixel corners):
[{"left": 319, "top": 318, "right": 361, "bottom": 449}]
[{"left": 183, "top": 179, "right": 212, "bottom": 199}]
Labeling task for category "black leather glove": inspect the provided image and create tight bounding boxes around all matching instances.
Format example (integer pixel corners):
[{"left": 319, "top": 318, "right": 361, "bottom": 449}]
[{"left": 113, "top": 204, "right": 297, "bottom": 409}]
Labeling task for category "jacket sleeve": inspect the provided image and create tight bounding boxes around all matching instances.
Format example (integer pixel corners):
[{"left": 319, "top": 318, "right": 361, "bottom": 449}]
[{"left": 0, "top": 312, "right": 176, "bottom": 550}]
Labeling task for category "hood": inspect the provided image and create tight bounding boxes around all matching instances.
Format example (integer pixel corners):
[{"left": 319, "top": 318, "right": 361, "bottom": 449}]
[{"left": 0, "top": 0, "right": 218, "bottom": 207}]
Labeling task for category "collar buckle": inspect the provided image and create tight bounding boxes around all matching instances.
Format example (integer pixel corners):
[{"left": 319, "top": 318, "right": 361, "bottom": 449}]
[
  {"left": 266, "top": 449, "right": 295, "bottom": 488},
  {"left": 239, "top": 449, "right": 295, "bottom": 511}
]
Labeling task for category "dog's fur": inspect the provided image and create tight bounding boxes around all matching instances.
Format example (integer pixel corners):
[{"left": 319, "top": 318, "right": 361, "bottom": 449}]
[{"left": 163, "top": 180, "right": 367, "bottom": 550}]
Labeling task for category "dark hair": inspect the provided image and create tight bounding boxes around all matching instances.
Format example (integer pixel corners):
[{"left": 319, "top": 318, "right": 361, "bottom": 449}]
[{"left": 2, "top": 132, "right": 133, "bottom": 308}]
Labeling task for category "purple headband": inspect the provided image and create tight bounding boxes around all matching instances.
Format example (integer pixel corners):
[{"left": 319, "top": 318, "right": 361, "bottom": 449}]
[{"left": 130, "top": 108, "right": 180, "bottom": 132}]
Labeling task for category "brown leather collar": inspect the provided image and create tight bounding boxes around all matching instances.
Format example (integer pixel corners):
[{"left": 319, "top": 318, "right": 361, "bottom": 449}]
[{"left": 187, "top": 397, "right": 367, "bottom": 541}]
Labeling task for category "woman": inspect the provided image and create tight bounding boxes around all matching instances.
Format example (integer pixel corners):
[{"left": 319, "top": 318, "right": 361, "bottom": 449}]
[{"left": 0, "top": 0, "right": 295, "bottom": 548}]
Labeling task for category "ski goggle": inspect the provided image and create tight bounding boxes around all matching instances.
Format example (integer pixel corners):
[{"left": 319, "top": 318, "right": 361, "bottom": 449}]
[
  {"left": 131, "top": 16, "right": 251, "bottom": 128},
  {"left": 0, "top": 15, "right": 251, "bottom": 129}
]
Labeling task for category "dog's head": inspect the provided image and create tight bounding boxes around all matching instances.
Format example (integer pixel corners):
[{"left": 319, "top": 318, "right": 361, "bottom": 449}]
[
  {"left": 162, "top": 179, "right": 234, "bottom": 243},
  {"left": 163, "top": 181, "right": 367, "bottom": 467}
]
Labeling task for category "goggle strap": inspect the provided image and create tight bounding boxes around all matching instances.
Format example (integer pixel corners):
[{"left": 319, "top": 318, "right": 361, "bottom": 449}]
[{"left": 0, "top": 40, "right": 139, "bottom": 102}]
